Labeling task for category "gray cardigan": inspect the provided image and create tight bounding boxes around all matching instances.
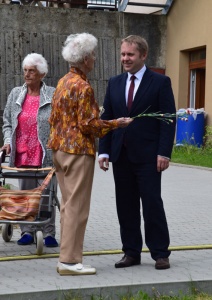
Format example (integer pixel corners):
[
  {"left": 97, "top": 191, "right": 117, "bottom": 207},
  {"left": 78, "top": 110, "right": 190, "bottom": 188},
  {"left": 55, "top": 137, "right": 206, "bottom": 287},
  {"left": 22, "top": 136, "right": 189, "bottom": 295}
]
[{"left": 2, "top": 82, "right": 55, "bottom": 167}]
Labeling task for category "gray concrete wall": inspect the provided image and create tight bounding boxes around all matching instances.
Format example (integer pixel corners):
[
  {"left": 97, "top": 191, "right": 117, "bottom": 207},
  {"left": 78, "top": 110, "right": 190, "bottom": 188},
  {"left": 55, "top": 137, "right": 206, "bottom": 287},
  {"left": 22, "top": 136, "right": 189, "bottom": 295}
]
[{"left": 0, "top": 4, "right": 167, "bottom": 144}]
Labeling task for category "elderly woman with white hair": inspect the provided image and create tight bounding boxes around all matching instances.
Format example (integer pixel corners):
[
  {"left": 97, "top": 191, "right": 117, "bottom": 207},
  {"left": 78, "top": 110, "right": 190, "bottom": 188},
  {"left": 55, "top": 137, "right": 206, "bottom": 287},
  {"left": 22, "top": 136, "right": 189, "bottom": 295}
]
[
  {"left": 47, "top": 33, "right": 132, "bottom": 276},
  {"left": 1, "top": 53, "right": 58, "bottom": 248}
]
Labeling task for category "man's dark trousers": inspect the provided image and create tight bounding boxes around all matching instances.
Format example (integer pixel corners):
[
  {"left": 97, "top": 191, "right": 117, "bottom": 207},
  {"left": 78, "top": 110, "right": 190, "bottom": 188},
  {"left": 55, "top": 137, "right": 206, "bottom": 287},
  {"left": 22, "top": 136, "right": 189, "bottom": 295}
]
[{"left": 112, "top": 146, "right": 171, "bottom": 261}]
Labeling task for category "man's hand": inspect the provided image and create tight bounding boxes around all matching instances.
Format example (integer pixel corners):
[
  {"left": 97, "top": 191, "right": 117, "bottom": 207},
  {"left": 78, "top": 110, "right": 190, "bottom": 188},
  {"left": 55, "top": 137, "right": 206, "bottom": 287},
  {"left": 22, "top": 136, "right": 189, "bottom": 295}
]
[
  {"left": 157, "top": 155, "right": 169, "bottom": 172},
  {"left": 98, "top": 157, "right": 109, "bottom": 172},
  {"left": 1, "top": 144, "right": 11, "bottom": 155}
]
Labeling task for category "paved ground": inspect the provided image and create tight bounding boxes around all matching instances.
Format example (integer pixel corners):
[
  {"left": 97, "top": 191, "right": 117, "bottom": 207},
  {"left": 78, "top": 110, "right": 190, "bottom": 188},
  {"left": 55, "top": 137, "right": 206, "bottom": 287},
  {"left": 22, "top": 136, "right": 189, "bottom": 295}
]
[{"left": 0, "top": 159, "right": 212, "bottom": 299}]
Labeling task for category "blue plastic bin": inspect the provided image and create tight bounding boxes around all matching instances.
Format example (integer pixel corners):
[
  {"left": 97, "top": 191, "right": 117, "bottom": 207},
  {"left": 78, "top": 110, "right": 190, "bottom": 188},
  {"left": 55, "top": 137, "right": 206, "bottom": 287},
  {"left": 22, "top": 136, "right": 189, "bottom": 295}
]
[{"left": 176, "top": 112, "right": 205, "bottom": 147}]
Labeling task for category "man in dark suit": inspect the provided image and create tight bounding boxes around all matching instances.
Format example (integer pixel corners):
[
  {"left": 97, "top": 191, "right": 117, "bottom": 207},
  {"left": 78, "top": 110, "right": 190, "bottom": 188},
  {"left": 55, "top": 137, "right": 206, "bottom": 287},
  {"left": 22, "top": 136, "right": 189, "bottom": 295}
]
[{"left": 98, "top": 35, "right": 176, "bottom": 270}]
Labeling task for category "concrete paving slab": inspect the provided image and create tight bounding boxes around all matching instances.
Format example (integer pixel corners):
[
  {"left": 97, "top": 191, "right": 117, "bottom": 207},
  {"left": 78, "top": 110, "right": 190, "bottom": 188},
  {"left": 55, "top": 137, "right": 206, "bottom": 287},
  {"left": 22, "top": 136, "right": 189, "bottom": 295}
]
[{"left": 0, "top": 159, "right": 212, "bottom": 299}]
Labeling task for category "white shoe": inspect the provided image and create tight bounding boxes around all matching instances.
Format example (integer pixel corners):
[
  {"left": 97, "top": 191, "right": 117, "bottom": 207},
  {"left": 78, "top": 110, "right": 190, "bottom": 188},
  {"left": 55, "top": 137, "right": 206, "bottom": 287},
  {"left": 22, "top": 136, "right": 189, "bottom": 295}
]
[
  {"left": 58, "top": 263, "right": 96, "bottom": 276},
  {"left": 56, "top": 261, "right": 92, "bottom": 273}
]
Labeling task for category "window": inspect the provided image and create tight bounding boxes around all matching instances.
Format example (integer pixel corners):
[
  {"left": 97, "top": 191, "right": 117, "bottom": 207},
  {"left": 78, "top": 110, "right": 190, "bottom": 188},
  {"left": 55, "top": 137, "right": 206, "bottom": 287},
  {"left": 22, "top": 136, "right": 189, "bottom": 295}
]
[{"left": 188, "top": 48, "right": 206, "bottom": 109}]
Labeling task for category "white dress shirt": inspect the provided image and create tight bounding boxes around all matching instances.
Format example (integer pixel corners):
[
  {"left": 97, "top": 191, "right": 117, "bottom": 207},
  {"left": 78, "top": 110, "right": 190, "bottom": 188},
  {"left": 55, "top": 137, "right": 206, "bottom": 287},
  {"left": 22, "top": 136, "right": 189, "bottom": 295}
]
[{"left": 125, "top": 65, "right": 146, "bottom": 105}]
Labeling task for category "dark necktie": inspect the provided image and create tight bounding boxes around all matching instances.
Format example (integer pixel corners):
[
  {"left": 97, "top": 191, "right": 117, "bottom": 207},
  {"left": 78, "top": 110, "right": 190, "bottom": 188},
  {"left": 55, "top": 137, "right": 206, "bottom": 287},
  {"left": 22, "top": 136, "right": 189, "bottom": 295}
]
[{"left": 127, "top": 75, "right": 136, "bottom": 111}]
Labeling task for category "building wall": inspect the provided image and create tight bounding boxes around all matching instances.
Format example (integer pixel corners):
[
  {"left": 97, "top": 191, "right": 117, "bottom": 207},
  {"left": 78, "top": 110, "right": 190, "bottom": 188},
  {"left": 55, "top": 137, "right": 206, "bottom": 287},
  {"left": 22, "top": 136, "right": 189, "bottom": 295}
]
[
  {"left": 0, "top": 5, "right": 166, "bottom": 109},
  {"left": 166, "top": 0, "right": 212, "bottom": 125},
  {"left": 0, "top": 5, "right": 167, "bottom": 145}
]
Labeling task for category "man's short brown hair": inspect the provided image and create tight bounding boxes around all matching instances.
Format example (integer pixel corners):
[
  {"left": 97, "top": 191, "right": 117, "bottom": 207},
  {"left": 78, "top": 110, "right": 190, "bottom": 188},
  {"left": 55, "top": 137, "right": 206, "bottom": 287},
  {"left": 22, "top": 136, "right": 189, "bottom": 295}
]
[{"left": 121, "top": 35, "right": 149, "bottom": 55}]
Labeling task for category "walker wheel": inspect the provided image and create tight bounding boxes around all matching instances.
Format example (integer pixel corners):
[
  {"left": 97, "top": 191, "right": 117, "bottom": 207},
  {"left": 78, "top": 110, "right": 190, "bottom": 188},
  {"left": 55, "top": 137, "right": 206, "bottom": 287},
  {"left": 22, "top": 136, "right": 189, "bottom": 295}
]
[
  {"left": 35, "top": 231, "right": 43, "bottom": 255},
  {"left": 2, "top": 224, "right": 13, "bottom": 242}
]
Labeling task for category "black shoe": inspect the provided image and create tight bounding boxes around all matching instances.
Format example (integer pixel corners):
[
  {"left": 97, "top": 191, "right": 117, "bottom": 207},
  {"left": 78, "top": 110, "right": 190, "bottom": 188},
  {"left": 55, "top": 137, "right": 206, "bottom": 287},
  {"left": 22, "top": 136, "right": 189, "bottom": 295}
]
[
  {"left": 155, "top": 258, "right": 170, "bottom": 270},
  {"left": 115, "top": 254, "right": 141, "bottom": 268}
]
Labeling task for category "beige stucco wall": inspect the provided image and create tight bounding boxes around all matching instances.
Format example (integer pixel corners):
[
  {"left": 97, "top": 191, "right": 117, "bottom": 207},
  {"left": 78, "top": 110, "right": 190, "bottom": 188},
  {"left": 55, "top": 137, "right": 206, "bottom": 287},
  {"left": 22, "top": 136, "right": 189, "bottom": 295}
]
[{"left": 166, "top": 0, "right": 212, "bottom": 125}]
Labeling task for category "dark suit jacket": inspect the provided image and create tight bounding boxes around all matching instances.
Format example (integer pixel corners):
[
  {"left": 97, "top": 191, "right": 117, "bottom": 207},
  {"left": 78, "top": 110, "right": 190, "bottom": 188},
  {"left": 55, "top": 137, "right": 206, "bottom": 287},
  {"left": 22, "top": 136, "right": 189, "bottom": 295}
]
[{"left": 99, "top": 68, "right": 176, "bottom": 164}]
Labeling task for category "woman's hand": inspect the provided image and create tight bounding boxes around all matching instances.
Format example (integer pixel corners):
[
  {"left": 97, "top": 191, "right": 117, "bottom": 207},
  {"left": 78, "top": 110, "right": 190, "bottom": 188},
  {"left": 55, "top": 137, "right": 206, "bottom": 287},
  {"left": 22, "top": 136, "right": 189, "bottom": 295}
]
[
  {"left": 117, "top": 117, "right": 133, "bottom": 128},
  {"left": 1, "top": 144, "right": 11, "bottom": 155}
]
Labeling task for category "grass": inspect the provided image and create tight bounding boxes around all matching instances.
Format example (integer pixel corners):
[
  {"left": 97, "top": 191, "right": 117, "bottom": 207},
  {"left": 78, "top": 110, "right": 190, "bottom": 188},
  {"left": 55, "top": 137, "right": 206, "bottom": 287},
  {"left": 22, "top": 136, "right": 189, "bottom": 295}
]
[
  {"left": 171, "top": 125, "right": 212, "bottom": 168},
  {"left": 58, "top": 289, "right": 212, "bottom": 300},
  {"left": 171, "top": 145, "right": 212, "bottom": 168}
]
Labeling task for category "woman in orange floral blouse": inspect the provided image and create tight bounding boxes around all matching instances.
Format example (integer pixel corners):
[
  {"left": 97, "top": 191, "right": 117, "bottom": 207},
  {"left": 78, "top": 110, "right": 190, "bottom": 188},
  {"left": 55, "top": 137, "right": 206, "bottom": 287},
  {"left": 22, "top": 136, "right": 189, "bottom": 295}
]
[{"left": 47, "top": 33, "right": 132, "bottom": 276}]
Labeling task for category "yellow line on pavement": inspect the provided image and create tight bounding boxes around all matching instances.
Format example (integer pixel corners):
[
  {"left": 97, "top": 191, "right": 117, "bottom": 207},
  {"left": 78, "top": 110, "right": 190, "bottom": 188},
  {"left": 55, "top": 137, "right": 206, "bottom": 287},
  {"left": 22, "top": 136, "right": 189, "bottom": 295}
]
[{"left": 0, "top": 245, "right": 212, "bottom": 262}]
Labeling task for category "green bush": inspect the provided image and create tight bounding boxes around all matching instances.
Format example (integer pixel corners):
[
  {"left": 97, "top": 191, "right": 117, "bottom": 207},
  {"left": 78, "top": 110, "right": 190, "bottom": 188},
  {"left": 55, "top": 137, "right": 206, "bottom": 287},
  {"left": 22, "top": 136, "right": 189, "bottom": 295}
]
[{"left": 203, "top": 125, "right": 212, "bottom": 151}]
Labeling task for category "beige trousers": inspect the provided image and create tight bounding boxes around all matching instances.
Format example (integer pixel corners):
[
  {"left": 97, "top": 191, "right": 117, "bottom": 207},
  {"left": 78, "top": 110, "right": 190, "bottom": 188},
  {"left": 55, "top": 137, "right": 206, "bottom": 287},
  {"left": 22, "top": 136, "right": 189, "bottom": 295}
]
[{"left": 53, "top": 150, "right": 95, "bottom": 263}]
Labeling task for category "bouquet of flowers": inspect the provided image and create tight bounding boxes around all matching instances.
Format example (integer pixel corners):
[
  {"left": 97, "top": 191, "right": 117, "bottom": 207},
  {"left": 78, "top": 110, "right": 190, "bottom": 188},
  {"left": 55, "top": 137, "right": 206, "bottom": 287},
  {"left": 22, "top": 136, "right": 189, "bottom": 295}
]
[
  {"left": 132, "top": 108, "right": 175, "bottom": 124},
  {"left": 100, "top": 105, "right": 205, "bottom": 124},
  {"left": 132, "top": 107, "right": 205, "bottom": 124}
]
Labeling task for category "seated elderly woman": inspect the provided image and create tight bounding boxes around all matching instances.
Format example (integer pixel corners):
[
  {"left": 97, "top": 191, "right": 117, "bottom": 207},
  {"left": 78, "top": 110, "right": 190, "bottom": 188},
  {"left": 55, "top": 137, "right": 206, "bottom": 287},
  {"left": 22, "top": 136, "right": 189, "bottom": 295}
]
[
  {"left": 47, "top": 32, "right": 132, "bottom": 276},
  {"left": 1, "top": 53, "right": 58, "bottom": 248}
]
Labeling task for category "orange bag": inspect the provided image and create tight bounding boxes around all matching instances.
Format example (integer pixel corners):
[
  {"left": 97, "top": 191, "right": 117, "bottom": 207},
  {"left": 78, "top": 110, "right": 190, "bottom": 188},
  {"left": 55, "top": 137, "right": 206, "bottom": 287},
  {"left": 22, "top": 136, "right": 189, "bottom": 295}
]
[{"left": 0, "top": 168, "right": 55, "bottom": 221}]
